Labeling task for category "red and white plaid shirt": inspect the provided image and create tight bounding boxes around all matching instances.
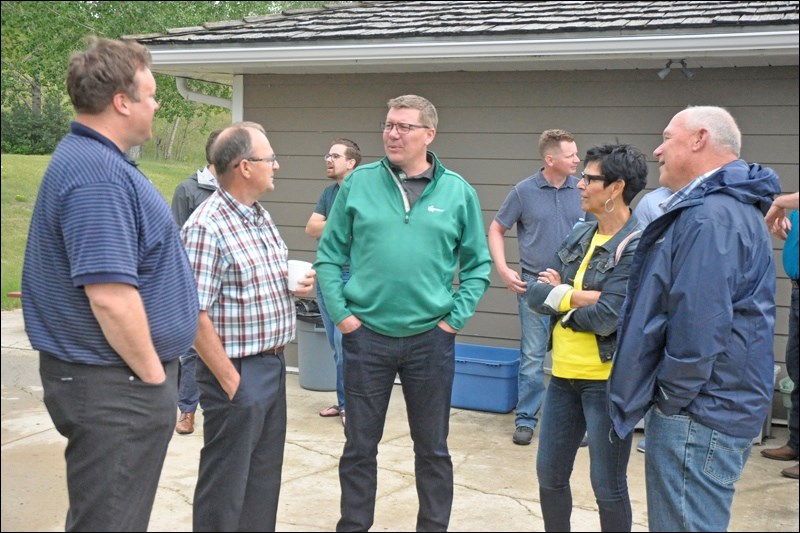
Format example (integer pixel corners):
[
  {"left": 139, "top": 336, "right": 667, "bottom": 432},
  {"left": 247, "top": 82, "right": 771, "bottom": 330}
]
[{"left": 182, "top": 188, "right": 294, "bottom": 358}]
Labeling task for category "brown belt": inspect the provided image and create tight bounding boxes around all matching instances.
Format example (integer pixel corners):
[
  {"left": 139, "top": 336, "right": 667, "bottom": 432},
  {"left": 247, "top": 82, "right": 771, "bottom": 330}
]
[
  {"left": 260, "top": 346, "right": 285, "bottom": 356},
  {"left": 792, "top": 279, "right": 799, "bottom": 289}
]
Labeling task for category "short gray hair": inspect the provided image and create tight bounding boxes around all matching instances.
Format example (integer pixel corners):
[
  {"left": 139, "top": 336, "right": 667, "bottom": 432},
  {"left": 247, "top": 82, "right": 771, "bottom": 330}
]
[
  {"left": 212, "top": 121, "right": 267, "bottom": 176},
  {"left": 387, "top": 94, "right": 438, "bottom": 130},
  {"left": 682, "top": 106, "right": 741, "bottom": 157}
]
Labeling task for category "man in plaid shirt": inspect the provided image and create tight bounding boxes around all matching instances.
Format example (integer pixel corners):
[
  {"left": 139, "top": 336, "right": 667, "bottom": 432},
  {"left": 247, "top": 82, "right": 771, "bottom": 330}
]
[{"left": 182, "top": 122, "right": 316, "bottom": 532}]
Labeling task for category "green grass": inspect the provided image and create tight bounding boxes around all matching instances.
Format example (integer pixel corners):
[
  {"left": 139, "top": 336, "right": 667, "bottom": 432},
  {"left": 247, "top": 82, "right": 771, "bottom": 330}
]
[{"left": 0, "top": 154, "right": 196, "bottom": 310}]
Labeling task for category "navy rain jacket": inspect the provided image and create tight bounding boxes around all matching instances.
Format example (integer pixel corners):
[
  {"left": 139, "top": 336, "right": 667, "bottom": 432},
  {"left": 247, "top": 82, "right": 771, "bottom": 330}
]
[{"left": 608, "top": 160, "right": 781, "bottom": 439}]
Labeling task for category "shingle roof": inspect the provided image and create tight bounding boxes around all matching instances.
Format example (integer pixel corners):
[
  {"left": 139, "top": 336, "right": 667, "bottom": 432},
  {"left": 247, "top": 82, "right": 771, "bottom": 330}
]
[{"left": 132, "top": 1, "right": 799, "bottom": 45}]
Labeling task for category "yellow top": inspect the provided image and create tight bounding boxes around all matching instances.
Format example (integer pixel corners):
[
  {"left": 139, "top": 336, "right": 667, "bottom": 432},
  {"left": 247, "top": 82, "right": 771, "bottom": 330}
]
[{"left": 551, "top": 232, "right": 613, "bottom": 380}]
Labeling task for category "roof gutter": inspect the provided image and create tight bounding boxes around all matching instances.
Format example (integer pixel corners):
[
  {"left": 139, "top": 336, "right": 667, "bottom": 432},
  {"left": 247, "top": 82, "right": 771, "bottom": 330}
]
[{"left": 149, "top": 30, "right": 798, "bottom": 68}]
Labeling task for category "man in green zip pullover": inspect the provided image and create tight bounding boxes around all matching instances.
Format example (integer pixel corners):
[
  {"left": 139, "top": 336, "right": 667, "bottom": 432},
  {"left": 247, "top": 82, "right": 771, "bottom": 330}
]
[{"left": 315, "top": 94, "right": 492, "bottom": 532}]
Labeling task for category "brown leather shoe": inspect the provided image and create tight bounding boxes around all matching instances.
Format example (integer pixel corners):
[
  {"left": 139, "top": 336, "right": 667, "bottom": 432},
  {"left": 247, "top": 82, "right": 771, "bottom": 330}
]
[
  {"left": 176, "top": 411, "right": 195, "bottom": 435},
  {"left": 781, "top": 463, "right": 799, "bottom": 479},
  {"left": 760, "top": 444, "right": 799, "bottom": 461}
]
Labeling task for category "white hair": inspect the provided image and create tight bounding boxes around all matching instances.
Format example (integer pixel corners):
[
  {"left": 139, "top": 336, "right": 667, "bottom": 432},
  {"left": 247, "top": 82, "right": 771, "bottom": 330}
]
[{"left": 682, "top": 106, "right": 741, "bottom": 157}]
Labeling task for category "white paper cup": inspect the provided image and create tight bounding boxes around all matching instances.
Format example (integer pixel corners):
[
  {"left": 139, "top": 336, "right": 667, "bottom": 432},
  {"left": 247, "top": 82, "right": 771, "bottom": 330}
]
[{"left": 287, "top": 260, "right": 312, "bottom": 291}]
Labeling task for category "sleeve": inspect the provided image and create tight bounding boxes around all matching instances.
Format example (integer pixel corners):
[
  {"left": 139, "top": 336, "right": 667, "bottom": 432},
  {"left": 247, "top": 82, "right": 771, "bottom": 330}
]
[
  {"left": 314, "top": 182, "right": 351, "bottom": 325},
  {"left": 494, "top": 186, "right": 522, "bottom": 230},
  {"left": 171, "top": 180, "right": 193, "bottom": 227},
  {"left": 446, "top": 188, "right": 493, "bottom": 330},
  {"left": 525, "top": 229, "right": 576, "bottom": 316},
  {"left": 655, "top": 212, "right": 737, "bottom": 414},
  {"left": 181, "top": 223, "right": 225, "bottom": 312},
  {"left": 562, "top": 240, "right": 637, "bottom": 336},
  {"left": 65, "top": 182, "right": 139, "bottom": 287},
  {"left": 313, "top": 187, "right": 329, "bottom": 217}
]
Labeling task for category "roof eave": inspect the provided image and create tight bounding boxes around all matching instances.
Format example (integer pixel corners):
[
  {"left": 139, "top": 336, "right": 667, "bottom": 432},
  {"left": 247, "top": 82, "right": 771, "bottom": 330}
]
[{"left": 146, "top": 29, "right": 800, "bottom": 83}]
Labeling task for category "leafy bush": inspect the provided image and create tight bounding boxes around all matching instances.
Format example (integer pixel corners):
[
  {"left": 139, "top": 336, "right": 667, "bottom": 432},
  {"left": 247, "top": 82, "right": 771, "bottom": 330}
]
[{"left": 1, "top": 93, "right": 71, "bottom": 154}]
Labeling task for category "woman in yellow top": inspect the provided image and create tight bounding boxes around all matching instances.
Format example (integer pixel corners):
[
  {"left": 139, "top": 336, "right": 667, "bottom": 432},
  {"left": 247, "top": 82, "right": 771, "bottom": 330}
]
[{"left": 526, "top": 143, "right": 648, "bottom": 532}]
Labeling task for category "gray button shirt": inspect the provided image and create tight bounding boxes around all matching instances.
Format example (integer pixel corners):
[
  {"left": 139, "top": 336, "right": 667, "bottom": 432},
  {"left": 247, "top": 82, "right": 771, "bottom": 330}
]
[{"left": 494, "top": 170, "right": 584, "bottom": 274}]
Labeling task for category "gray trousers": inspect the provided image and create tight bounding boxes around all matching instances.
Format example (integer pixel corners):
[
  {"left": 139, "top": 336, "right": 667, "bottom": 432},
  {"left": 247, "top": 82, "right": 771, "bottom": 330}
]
[
  {"left": 193, "top": 353, "right": 287, "bottom": 532},
  {"left": 39, "top": 352, "right": 178, "bottom": 532}
]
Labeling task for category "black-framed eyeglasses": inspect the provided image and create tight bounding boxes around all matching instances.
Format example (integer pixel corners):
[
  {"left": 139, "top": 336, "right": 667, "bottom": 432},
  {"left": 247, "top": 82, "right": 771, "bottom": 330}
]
[
  {"left": 323, "top": 153, "right": 345, "bottom": 161},
  {"left": 381, "top": 121, "right": 429, "bottom": 134},
  {"left": 235, "top": 155, "right": 278, "bottom": 168},
  {"left": 580, "top": 171, "right": 607, "bottom": 185}
]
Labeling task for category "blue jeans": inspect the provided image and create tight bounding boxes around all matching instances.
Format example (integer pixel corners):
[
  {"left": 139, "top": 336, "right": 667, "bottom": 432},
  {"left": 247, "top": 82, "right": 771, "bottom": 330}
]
[
  {"left": 336, "top": 325, "right": 456, "bottom": 532},
  {"left": 177, "top": 348, "right": 200, "bottom": 413},
  {"left": 537, "top": 377, "right": 633, "bottom": 532},
  {"left": 787, "top": 285, "right": 799, "bottom": 451},
  {"left": 644, "top": 407, "right": 753, "bottom": 532},
  {"left": 317, "top": 274, "right": 348, "bottom": 411},
  {"left": 516, "top": 271, "right": 551, "bottom": 429}
]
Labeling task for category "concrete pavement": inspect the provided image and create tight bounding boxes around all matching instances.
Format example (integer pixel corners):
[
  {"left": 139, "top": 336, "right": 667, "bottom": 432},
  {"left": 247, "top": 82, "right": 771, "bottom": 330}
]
[{"left": 2, "top": 309, "right": 798, "bottom": 531}]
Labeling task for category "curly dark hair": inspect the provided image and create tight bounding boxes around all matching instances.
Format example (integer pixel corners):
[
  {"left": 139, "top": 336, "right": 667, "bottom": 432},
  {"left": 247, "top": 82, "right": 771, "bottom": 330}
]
[{"left": 583, "top": 144, "right": 648, "bottom": 206}]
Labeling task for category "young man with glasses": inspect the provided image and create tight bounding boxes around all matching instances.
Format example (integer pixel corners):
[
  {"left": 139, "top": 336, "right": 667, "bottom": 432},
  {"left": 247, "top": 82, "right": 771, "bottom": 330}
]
[
  {"left": 306, "top": 139, "right": 362, "bottom": 426},
  {"left": 487, "top": 129, "right": 585, "bottom": 445},
  {"left": 182, "top": 122, "right": 315, "bottom": 531},
  {"left": 315, "top": 95, "right": 492, "bottom": 531}
]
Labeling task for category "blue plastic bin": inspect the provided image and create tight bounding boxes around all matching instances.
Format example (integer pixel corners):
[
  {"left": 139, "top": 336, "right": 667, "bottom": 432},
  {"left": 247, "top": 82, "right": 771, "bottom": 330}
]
[{"left": 451, "top": 343, "right": 520, "bottom": 413}]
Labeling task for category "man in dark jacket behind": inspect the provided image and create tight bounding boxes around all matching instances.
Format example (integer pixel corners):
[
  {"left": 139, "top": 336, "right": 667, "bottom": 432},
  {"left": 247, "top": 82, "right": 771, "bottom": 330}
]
[
  {"left": 171, "top": 129, "right": 221, "bottom": 435},
  {"left": 607, "top": 106, "right": 781, "bottom": 532}
]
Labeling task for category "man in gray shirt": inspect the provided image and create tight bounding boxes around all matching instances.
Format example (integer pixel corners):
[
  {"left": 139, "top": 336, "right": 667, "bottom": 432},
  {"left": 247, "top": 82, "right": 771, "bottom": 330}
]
[
  {"left": 488, "top": 129, "right": 584, "bottom": 445},
  {"left": 633, "top": 186, "right": 671, "bottom": 227}
]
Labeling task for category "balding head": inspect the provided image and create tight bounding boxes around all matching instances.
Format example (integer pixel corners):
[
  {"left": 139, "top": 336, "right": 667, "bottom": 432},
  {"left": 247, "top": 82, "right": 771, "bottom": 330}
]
[
  {"left": 654, "top": 106, "right": 741, "bottom": 191},
  {"left": 678, "top": 106, "right": 741, "bottom": 157},
  {"left": 212, "top": 122, "right": 267, "bottom": 178}
]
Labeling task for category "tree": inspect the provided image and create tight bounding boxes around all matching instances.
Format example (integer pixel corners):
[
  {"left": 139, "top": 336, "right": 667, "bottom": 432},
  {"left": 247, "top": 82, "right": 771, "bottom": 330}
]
[{"left": 1, "top": 1, "right": 334, "bottom": 154}]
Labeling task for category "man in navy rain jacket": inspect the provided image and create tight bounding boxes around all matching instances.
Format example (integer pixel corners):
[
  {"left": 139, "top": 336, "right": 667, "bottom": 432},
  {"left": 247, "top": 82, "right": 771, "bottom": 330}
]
[{"left": 607, "top": 106, "right": 781, "bottom": 532}]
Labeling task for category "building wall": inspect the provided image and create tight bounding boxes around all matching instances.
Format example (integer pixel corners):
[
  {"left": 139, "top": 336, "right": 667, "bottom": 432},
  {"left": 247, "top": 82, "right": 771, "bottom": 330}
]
[{"left": 243, "top": 66, "right": 798, "bottom": 416}]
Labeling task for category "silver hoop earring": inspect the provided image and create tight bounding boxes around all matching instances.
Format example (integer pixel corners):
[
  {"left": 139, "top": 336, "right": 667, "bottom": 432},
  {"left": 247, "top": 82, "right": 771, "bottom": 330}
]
[{"left": 604, "top": 198, "right": 616, "bottom": 213}]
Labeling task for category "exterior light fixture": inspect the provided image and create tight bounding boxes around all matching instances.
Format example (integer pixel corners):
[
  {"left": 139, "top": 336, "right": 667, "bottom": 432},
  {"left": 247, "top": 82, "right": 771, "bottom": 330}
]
[
  {"left": 657, "top": 60, "right": 674, "bottom": 80},
  {"left": 658, "top": 59, "right": 694, "bottom": 80},
  {"left": 680, "top": 60, "right": 695, "bottom": 79}
]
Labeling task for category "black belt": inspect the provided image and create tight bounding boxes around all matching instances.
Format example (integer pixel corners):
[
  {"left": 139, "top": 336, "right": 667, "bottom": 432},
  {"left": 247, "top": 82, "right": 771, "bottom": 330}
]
[
  {"left": 792, "top": 279, "right": 799, "bottom": 289},
  {"left": 522, "top": 269, "right": 537, "bottom": 277}
]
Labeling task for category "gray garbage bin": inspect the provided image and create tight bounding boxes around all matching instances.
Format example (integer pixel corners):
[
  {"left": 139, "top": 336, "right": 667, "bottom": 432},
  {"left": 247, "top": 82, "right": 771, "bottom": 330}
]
[{"left": 296, "top": 300, "right": 336, "bottom": 391}]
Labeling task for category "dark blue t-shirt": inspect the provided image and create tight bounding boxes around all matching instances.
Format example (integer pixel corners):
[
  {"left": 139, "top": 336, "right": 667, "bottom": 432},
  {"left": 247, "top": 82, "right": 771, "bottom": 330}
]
[
  {"left": 22, "top": 122, "right": 199, "bottom": 365},
  {"left": 314, "top": 181, "right": 351, "bottom": 275},
  {"left": 314, "top": 182, "right": 340, "bottom": 217}
]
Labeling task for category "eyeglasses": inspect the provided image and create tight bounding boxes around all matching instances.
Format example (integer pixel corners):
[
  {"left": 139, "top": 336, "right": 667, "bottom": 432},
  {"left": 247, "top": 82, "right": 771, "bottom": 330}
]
[
  {"left": 381, "top": 121, "right": 429, "bottom": 134},
  {"left": 580, "top": 171, "right": 607, "bottom": 185},
  {"left": 235, "top": 155, "right": 278, "bottom": 168},
  {"left": 323, "top": 153, "right": 345, "bottom": 161}
]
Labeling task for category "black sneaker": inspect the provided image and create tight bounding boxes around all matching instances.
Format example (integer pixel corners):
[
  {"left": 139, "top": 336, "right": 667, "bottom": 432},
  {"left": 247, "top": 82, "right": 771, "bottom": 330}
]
[{"left": 513, "top": 425, "right": 534, "bottom": 445}]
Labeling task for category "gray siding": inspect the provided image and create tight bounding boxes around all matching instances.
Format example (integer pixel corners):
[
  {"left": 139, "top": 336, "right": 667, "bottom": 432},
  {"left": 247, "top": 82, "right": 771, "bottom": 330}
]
[{"left": 245, "top": 66, "right": 798, "bottom": 415}]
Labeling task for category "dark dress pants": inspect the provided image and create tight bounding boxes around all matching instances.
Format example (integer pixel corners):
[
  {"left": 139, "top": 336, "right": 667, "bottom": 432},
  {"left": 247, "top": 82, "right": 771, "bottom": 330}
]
[
  {"left": 193, "top": 353, "right": 287, "bottom": 532},
  {"left": 39, "top": 352, "right": 178, "bottom": 532}
]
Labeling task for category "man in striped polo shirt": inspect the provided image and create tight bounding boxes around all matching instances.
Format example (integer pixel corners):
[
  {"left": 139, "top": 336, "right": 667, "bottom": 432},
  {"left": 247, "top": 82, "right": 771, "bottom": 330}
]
[{"left": 21, "top": 37, "right": 200, "bottom": 531}]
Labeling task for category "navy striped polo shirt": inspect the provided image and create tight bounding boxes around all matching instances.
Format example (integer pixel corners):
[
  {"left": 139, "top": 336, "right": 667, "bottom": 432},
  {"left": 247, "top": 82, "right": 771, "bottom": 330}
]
[{"left": 21, "top": 122, "right": 199, "bottom": 366}]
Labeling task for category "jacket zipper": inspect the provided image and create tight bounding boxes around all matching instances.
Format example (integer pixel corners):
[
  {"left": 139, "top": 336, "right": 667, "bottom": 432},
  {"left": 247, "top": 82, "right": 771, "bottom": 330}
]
[{"left": 388, "top": 166, "right": 411, "bottom": 224}]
